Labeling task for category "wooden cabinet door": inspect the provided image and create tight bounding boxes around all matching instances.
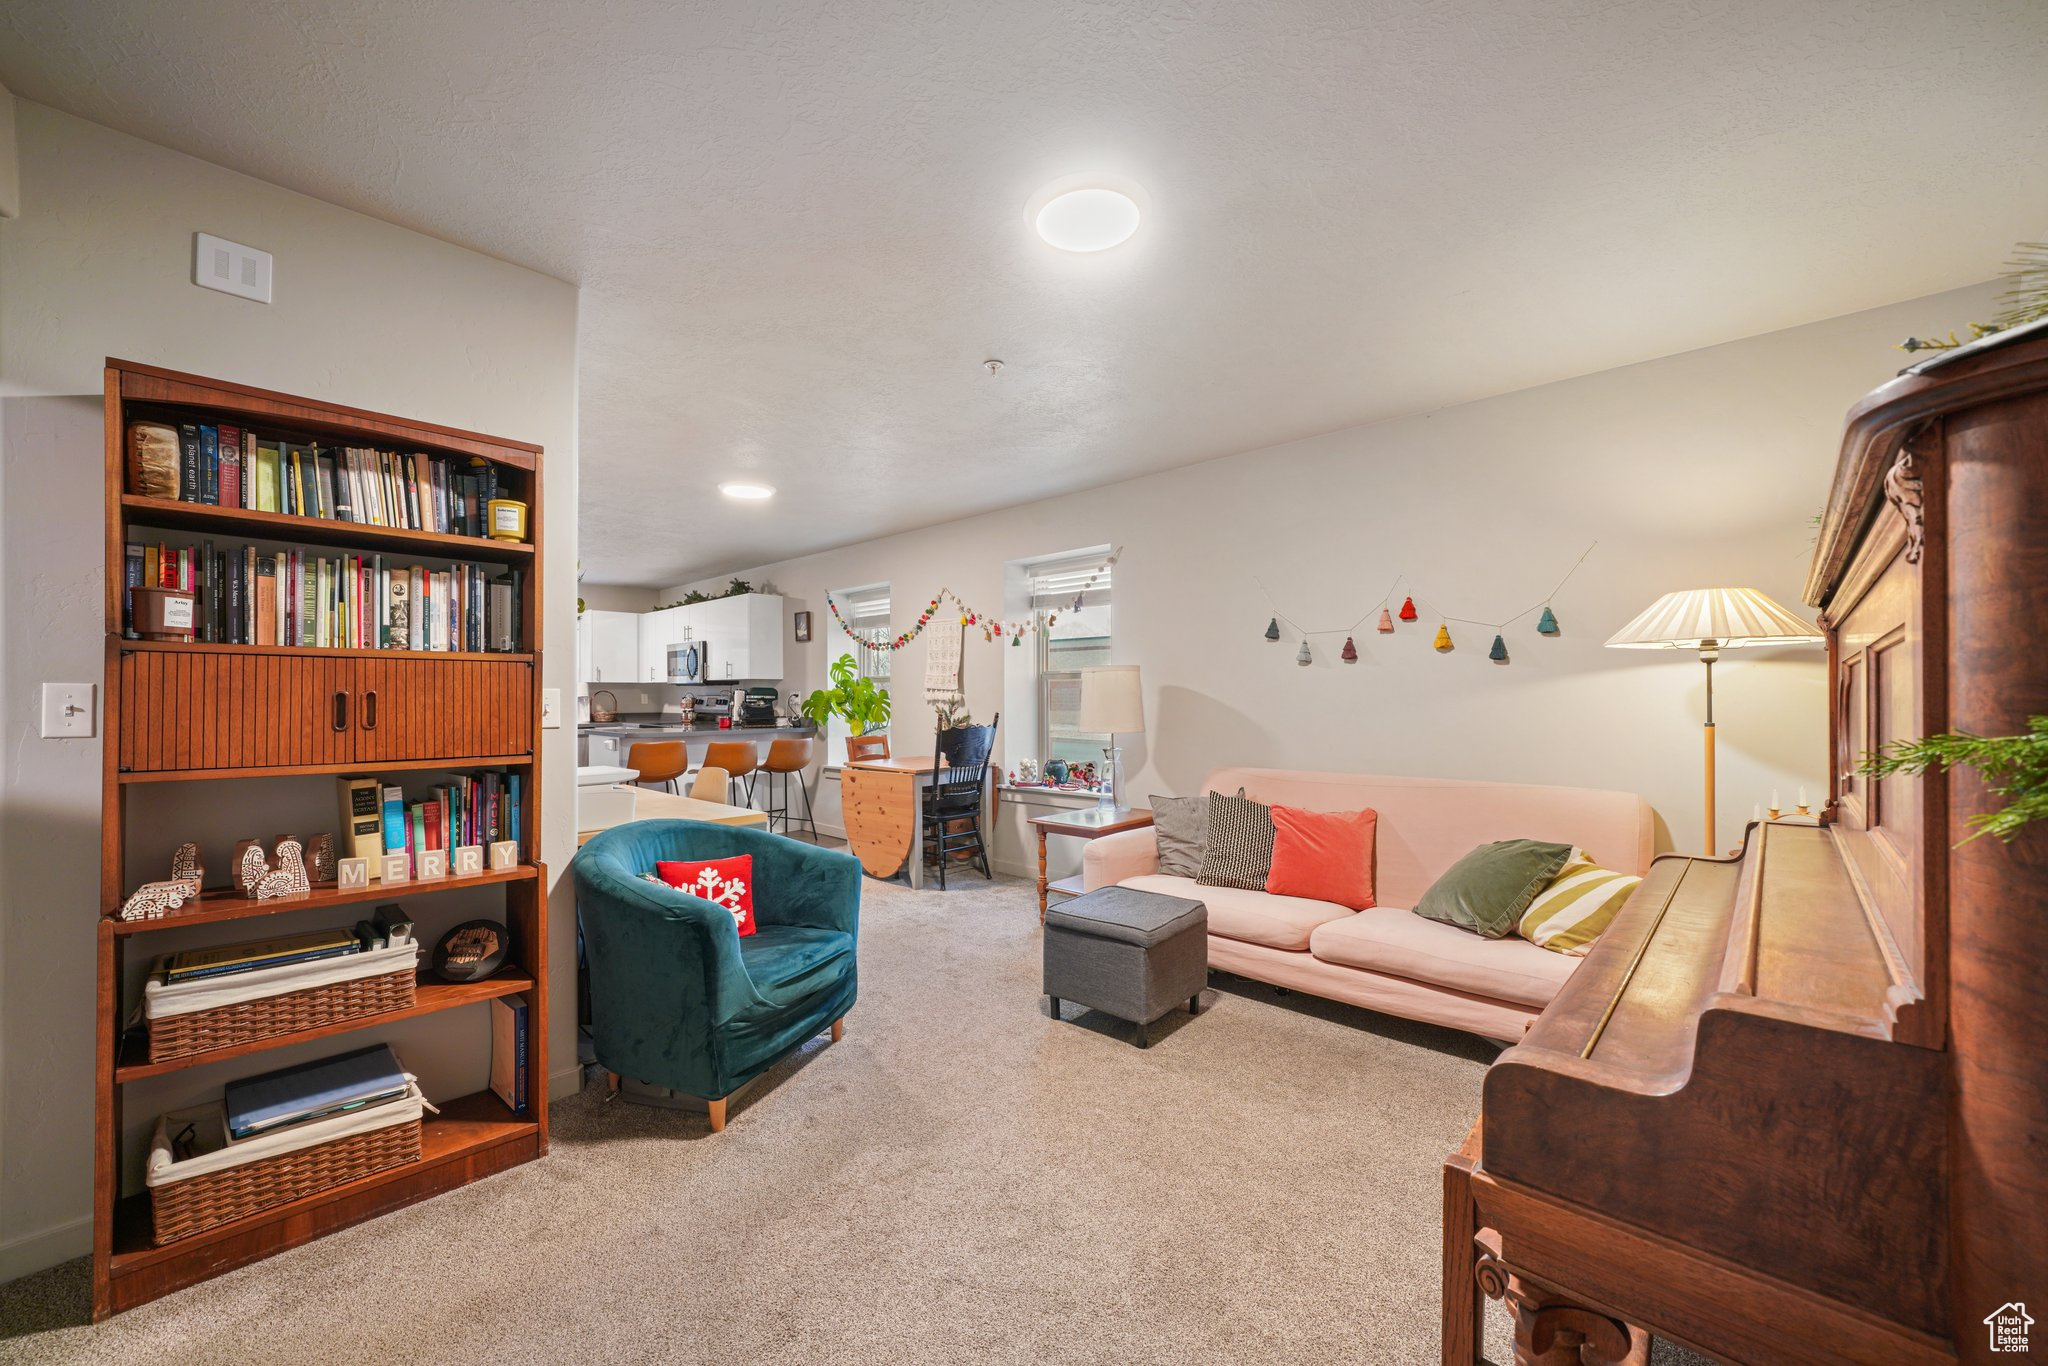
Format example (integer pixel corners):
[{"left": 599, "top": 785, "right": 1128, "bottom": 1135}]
[
  {"left": 351, "top": 657, "right": 532, "bottom": 764},
  {"left": 118, "top": 648, "right": 353, "bottom": 773}
]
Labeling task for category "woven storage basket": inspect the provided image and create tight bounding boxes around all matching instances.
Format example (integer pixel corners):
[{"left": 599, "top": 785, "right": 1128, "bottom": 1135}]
[
  {"left": 151, "top": 1119, "right": 421, "bottom": 1244},
  {"left": 148, "top": 968, "right": 415, "bottom": 1061}
]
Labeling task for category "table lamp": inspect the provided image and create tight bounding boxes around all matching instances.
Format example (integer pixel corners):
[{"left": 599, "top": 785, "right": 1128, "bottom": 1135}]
[
  {"left": 1604, "top": 588, "right": 1822, "bottom": 855},
  {"left": 1078, "top": 665, "right": 1145, "bottom": 813}
]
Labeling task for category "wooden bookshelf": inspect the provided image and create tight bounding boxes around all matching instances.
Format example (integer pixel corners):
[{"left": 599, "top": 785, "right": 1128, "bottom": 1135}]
[{"left": 94, "top": 360, "right": 549, "bottom": 1320}]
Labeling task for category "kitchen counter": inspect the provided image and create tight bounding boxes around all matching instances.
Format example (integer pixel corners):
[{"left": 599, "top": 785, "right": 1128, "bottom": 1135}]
[{"left": 581, "top": 719, "right": 817, "bottom": 737}]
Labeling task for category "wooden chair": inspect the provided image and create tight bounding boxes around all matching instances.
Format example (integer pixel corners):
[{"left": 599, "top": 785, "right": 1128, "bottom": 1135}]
[
  {"left": 921, "top": 714, "right": 998, "bottom": 888},
  {"left": 626, "top": 740, "right": 688, "bottom": 793},
  {"left": 689, "top": 766, "right": 730, "bottom": 803},
  {"left": 701, "top": 740, "right": 761, "bottom": 808},
  {"left": 760, "top": 738, "right": 818, "bottom": 840},
  {"left": 845, "top": 733, "right": 889, "bottom": 764}
]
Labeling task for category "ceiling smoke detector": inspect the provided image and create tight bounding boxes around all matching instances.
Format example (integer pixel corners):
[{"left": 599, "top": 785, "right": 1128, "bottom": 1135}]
[{"left": 984, "top": 359, "right": 1004, "bottom": 375}]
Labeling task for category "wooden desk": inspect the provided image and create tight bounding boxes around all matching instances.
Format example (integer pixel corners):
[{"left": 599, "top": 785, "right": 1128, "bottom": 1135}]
[
  {"left": 1028, "top": 806, "right": 1153, "bottom": 921},
  {"left": 577, "top": 788, "right": 769, "bottom": 845},
  {"left": 843, "top": 756, "right": 990, "bottom": 888}
]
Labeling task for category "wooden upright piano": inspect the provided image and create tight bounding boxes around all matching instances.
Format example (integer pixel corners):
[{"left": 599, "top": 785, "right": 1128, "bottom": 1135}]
[{"left": 1445, "top": 331, "right": 2048, "bottom": 1365}]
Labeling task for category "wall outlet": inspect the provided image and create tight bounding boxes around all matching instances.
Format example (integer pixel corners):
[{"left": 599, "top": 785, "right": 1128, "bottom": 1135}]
[
  {"left": 194, "top": 232, "right": 273, "bottom": 303},
  {"left": 41, "top": 683, "right": 95, "bottom": 738},
  {"left": 541, "top": 688, "right": 562, "bottom": 729}
]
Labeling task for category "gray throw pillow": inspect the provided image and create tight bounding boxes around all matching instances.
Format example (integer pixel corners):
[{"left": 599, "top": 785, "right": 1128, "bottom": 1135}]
[
  {"left": 1197, "top": 791, "right": 1276, "bottom": 891},
  {"left": 1149, "top": 793, "right": 1208, "bottom": 878},
  {"left": 1413, "top": 839, "right": 1575, "bottom": 939}
]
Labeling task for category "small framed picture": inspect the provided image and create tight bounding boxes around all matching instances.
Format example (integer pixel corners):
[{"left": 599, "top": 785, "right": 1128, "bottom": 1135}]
[{"left": 794, "top": 611, "right": 812, "bottom": 642}]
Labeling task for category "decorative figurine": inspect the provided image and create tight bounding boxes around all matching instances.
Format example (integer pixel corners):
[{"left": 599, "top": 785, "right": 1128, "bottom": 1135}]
[
  {"left": 433, "top": 920, "right": 510, "bottom": 984},
  {"left": 169, "top": 842, "right": 203, "bottom": 891},
  {"left": 1015, "top": 758, "right": 1040, "bottom": 785},
  {"left": 118, "top": 843, "right": 207, "bottom": 920},
  {"left": 232, "top": 839, "right": 268, "bottom": 896},
  {"left": 252, "top": 837, "right": 310, "bottom": 900},
  {"left": 306, "top": 833, "right": 337, "bottom": 885}
]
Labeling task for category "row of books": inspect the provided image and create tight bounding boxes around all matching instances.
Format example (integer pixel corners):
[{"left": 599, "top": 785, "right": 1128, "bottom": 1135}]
[
  {"left": 127, "top": 540, "right": 524, "bottom": 652},
  {"left": 162, "top": 908, "right": 414, "bottom": 985},
  {"left": 338, "top": 774, "right": 524, "bottom": 868},
  {"left": 138, "top": 418, "right": 509, "bottom": 538}
]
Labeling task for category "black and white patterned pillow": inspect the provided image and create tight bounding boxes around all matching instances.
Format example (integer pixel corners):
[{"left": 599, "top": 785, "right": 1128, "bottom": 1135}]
[{"left": 1198, "top": 791, "right": 1276, "bottom": 890}]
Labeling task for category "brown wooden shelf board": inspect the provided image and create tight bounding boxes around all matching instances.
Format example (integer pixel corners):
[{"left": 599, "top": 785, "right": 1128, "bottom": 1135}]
[
  {"left": 108, "top": 1090, "right": 537, "bottom": 1279},
  {"left": 120, "top": 494, "right": 534, "bottom": 561},
  {"left": 119, "top": 754, "right": 535, "bottom": 784},
  {"left": 117, "top": 638, "right": 533, "bottom": 663},
  {"left": 115, "top": 972, "right": 537, "bottom": 1081},
  {"left": 106, "top": 864, "right": 539, "bottom": 935}
]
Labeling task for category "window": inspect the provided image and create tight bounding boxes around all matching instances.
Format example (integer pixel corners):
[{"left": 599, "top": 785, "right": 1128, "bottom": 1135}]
[
  {"left": 1028, "top": 548, "right": 1113, "bottom": 769},
  {"left": 825, "top": 582, "right": 889, "bottom": 765}
]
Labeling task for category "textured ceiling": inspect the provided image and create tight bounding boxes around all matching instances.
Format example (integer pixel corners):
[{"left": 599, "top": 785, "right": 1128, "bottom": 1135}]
[{"left": 5, "top": 2, "right": 2045, "bottom": 585}]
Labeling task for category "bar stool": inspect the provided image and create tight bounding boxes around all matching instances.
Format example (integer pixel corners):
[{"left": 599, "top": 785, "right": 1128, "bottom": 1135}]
[
  {"left": 689, "top": 766, "right": 730, "bottom": 802},
  {"left": 626, "top": 740, "right": 688, "bottom": 794},
  {"left": 701, "top": 740, "right": 760, "bottom": 808},
  {"left": 759, "top": 738, "right": 817, "bottom": 840}
]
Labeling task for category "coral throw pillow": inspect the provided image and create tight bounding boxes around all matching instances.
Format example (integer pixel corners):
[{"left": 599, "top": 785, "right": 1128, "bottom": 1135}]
[
  {"left": 1264, "top": 805, "right": 1378, "bottom": 910},
  {"left": 655, "top": 854, "right": 756, "bottom": 937}
]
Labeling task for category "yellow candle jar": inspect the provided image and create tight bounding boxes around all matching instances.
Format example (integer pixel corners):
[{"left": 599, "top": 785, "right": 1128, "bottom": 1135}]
[{"left": 486, "top": 497, "right": 529, "bottom": 542}]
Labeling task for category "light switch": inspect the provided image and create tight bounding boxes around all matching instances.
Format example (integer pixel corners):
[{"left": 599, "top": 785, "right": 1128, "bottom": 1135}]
[
  {"left": 541, "top": 688, "right": 562, "bottom": 729},
  {"left": 41, "top": 683, "right": 95, "bottom": 738},
  {"left": 193, "top": 233, "right": 273, "bottom": 303}
]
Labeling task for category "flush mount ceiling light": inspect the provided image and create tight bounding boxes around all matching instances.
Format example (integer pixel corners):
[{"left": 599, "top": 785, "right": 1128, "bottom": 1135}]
[
  {"left": 1028, "top": 175, "right": 1145, "bottom": 253},
  {"left": 719, "top": 481, "right": 775, "bottom": 500}
]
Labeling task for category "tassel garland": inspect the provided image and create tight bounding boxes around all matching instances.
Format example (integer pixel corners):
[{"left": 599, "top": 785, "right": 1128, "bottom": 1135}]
[
  {"left": 1376, "top": 607, "right": 1394, "bottom": 633},
  {"left": 1537, "top": 605, "right": 1559, "bottom": 636},
  {"left": 1340, "top": 636, "right": 1358, "bottom": 662},
  {"left": 1296, "top": 641, "right": 1313, "bottom": 665},
  {"left": 1398, "top": 596, "right": 1418, "bottom": 621},
  {"left": 1433, "top": 623, "right": 1453, "bottom": 651},
  {"left": 1489, "top": 633, "right": 1508, "bottom": 662},
  {"left": 1264, "top": 617, "right": 1281, "bottom": 641}
]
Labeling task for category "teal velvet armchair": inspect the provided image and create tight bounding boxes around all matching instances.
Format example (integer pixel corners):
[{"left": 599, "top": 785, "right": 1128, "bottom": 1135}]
[{"left": 572, "top": 820, "right": 860, "bottom": 1131}]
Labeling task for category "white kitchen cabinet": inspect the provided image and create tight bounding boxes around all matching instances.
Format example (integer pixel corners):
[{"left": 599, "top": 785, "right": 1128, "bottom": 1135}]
[
  {"left": 637, "top": 607, "right": 673, "bottom": 682},
  {"left": 582, "top": 609, "right": 640, "bottom": 684},
  {"left": 697, "top": 594, "right": 784, "bottom": 681}
]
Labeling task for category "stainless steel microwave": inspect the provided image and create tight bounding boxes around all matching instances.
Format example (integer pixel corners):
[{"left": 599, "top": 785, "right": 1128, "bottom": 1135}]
[{"left": 666, "top": 640, "right": 705, "bottom": 684}]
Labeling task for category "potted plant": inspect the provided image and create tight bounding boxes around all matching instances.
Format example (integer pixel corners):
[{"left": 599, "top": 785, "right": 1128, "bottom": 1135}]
[{"left": 801, "top": 654, "right": 891, "bottom": 752}]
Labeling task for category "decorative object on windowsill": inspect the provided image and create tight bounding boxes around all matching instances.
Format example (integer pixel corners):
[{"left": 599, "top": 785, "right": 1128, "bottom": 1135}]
[
  {"left": 1043, "top": 758, "right": 1070, "bottom": 786},
  {"left": 433, "top": 919, "right": 510, "bottom": 983},
  {"left": 1433, "top": 624, "right": 1454, "bottom": 651},
  {"left": 1015, "top": 758, "right": 1040, "bottom": 784},
  {"left": 1605, "top": 586, "right": 1823, "bottom": 856},
  {"left": 1863, "top": 715, "right": 2048, "bottom": 845},
  {"left": 119, "top": 843, "right": 206, "bottom": 920},
  {"left": 1489, "top": 634, "right": 1509, "bottom": 663},
  {"left": 232, "top": 839, "right": 268, "bottom": 896},
  {"left": 1341, "top": 636, "right": 1358, "bottom": 661},
  {"left": 1264, "top": 617, "right": 1280, "bottom": 641},
  {"left": 1078, "top": 665, "right": 1144, "bottom": 812},
  {"left": 131, "top": 586, "right": 198, "bottom": 642},
  {"left": 251, "top": 837, "right": 311, "bottom": 900},
  {"left": 306, "top": 833, "right": 338, "bottom": 885}
]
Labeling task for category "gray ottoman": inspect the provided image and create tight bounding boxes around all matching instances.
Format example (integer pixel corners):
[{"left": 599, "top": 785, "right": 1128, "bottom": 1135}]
[{"left": 1043, "top": 886, "right": 1208, "bottom": 1048}]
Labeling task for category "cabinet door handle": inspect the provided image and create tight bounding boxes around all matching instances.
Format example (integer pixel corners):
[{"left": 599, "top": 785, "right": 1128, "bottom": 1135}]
[
  {"left": 363, "top": 690, "right": 379, "bottom": 731},
  {"left": 332, "top": 690, "right": 350, "bottom": 731}
]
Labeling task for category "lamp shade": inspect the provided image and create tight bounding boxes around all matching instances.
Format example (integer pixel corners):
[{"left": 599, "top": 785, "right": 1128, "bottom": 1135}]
[
  {"left": 1604, "top": 588, "right": 1822, "bottom": 650},
  {"left": 1078, "top": 665, "right": 1145, "bottom": 734}
]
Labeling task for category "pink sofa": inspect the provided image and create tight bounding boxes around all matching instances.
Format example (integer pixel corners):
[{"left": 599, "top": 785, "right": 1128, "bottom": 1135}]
[{"left": 1081, "top": 769, "right": 1654, "bottom": 1042}]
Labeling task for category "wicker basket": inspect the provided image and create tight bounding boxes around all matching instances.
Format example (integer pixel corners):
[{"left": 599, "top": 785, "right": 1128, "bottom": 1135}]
[
  {"left": 149, "top": 1113, "right": 422, "bottom": 1244},
  {"left": 147, "top": 968, "right": 415, "bottom": 1061}
]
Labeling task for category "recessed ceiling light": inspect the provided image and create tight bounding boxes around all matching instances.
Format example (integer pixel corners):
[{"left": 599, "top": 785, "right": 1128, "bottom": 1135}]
[
  {"left": 719, "top": 481, "right": 775, "bottom": 500},
  {"left": 1033, "top": 184, "right": 1142, "bottom": 252}
]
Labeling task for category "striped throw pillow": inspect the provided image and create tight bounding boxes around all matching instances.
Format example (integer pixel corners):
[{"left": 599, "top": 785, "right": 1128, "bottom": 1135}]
[{"left": 1518, "top": 852, "right": 1640, "bottom": 955}]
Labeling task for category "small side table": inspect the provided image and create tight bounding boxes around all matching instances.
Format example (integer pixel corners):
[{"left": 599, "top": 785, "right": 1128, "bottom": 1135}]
[{"left": 1028, "top": 806, "right": 1154, "bottom": 922}]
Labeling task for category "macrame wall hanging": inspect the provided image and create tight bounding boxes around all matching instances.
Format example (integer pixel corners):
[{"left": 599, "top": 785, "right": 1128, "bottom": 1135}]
[{"left": 1257, "top": 543, "right": 1595, "bottom": 670}]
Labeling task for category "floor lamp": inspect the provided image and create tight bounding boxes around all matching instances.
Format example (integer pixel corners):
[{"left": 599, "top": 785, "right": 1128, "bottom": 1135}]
[{"left": 1605, "top": 588, "right": 1822, "bottom": 855}]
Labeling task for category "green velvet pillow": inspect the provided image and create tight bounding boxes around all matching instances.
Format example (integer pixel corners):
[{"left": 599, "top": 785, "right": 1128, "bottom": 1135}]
[{"left": 1414, "top": 839, "right": 1575, "bottom": 939}]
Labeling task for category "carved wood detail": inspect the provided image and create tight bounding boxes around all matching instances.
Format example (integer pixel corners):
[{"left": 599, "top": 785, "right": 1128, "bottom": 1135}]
[
  {"left": 1475, "top": 1248, "right": 1640, "bottom": 1366},
  {"left": 1883, "top": 433, "right": 1927, "bottom": 564}
]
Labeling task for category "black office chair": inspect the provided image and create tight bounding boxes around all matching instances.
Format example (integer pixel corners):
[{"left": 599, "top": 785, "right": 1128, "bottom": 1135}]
[{"left": 921, "top": 713, "right": 999, "bottom": 889}]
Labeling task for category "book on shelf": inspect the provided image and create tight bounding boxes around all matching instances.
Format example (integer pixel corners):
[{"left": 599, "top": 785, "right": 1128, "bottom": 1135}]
[
  {"left": 224, "top": 1044, "right": 410, "bottom": 1141},
  {"left": 124, "top": 417, "right": 518, "bottom": 542},
  {"left": 338, "top": 777, "right": 384, "bottom": 868},
  {"left": 163, "top": 926, "right": 363, "bottom": 983},
  {"left": 489, "top": 994, "right": 530, "bottom": 1117}
]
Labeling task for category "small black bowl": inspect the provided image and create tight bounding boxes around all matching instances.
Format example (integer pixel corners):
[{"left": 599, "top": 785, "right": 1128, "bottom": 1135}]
[{"left": 432, "top": 919, "right": 510, "bottom": 983}]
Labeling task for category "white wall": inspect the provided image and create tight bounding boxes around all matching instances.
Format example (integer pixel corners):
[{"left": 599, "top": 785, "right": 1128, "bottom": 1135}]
[
  {"left": 0, "top": 104, "right": 580, "bottom": 1280},
  {"left": 669, "top": 280, "right": 2000, "bottom": 880}
]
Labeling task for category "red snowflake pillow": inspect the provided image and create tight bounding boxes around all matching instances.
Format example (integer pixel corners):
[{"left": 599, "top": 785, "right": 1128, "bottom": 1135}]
[{"left": 655, "top": 854, "right": 756, "bottom": 937}]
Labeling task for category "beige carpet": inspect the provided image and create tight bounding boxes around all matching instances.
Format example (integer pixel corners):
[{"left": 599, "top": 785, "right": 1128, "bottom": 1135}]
[{"left": 1, "top": 871, "right": 1703, "bottom": 1364}]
